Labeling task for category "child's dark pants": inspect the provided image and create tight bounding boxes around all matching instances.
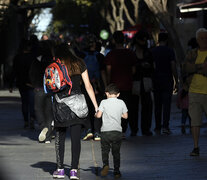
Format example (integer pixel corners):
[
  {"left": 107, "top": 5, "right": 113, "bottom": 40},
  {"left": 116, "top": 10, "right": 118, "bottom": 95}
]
[{"left": 101, "top": 131, "right": 122, "bottom": 171}]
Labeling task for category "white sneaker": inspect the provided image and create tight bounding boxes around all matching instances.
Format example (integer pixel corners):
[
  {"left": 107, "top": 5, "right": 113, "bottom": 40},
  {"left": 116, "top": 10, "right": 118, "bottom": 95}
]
[{"left": 38, "top": 128, "right": 48, "bottom": 142}]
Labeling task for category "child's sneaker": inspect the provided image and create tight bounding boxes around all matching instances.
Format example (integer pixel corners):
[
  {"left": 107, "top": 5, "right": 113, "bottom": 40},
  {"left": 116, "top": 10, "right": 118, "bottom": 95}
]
[
  {"left": 101, "top": 165, "right": 109, "bottom": 176},
  {"left": 70, "top": 169, "right": 79, "bottom": 179},
  {"left": 53, "top": 169, "right": 65, "bottom": 179},
  {"left": 94, "top": 133, "right": 101, "bottom": 141},
  {"left": 114, "top": 170, "right": 122, "bottom": 179}
]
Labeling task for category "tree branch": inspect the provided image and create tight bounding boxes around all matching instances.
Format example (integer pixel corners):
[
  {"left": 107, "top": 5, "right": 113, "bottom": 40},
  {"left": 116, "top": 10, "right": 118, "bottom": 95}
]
[
  {"left": 111, "top": 0, "right": 117, "bottom": 23},
  {"left": 123, "top": 0, "right": 136, "bottom": 26},
  {"left": 162, "top": 0, "right": 168, "bottom": 12},
  {"left": 131, "top": 0, "right": 139, "bottom": 21},
  {"left": 118, "top": 0, "right": 124, "bottom": 30},
  {"left": 106, "top": 9, "right": 116, "bottom": 33}
]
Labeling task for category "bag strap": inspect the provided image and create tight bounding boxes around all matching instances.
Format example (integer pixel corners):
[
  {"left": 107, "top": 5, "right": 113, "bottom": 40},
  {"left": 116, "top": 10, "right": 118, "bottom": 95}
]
[{"left": 56, "top": 58, "right": 72, "bottom": 95}]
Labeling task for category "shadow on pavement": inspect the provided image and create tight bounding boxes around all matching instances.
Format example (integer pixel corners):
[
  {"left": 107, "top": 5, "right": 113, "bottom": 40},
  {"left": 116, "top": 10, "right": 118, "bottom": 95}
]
[
  {"left": 31, "top": 161, "right": 59, "bottom": 175},
  {"left": 0, "top": 96, "right": 20, "bottom": 101},
  {"left": 20, "top": 129, "right": 40, "bottom": 141}
]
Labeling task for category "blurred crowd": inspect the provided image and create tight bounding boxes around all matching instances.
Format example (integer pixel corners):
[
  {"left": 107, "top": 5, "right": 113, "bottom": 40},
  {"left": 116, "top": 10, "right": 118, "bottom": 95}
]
[{"left": 8, "top": 27, "right": 207, "bottom": 160}]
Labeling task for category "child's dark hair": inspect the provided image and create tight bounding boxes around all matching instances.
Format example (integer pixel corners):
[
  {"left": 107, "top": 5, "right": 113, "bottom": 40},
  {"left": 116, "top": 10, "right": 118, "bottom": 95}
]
[{"left": 105, "top": 83, "right": 120, "bottom": 95}]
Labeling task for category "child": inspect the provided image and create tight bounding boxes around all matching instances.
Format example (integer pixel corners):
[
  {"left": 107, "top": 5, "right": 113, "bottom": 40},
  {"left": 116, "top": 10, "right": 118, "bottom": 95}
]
[
  {"left": 177, "top": 88, "right": 191, "bottom": 134},
  {"left": 95, "top": 83, "right": 128, "bottom": 178}
]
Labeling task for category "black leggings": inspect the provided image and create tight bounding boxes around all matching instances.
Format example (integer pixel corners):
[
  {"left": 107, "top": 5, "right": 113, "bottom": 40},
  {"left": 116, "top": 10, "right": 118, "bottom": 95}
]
[{"left": 55, "top": 124, "right": 82, "bottom": 169}]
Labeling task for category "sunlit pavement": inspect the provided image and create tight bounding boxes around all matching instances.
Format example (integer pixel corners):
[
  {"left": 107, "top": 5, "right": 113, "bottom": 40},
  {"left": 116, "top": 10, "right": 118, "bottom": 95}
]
[{"left": 0, "top": 90, "right": 207, "bottom": 180}]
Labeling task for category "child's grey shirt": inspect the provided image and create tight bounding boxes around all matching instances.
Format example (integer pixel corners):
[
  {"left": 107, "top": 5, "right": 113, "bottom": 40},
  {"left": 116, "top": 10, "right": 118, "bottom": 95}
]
[{"left": 98, "top": 97, "right": 128, "bottom": 132}]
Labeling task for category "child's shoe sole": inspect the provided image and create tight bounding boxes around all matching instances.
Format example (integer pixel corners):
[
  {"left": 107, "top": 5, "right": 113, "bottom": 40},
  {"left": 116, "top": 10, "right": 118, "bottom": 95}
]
[
  {"left": 114, "top": 173, "right": 122, "bottom": 178},
  {"left": 94, "top": 137, "right": 101, "bottom": 141},
  {"left": 101, "top": 165, "right": 109, "bottom": 176}
]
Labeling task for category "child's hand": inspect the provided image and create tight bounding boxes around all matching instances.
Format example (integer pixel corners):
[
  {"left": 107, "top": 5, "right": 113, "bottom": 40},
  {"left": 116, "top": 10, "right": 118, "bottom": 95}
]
[
  {"left": 94, "top": 112, "right": 97, "bottom": 118},
  {"left": 122, "top": 112, "right": 128, "bottom": 119},
  {"left": 95, "top": 110, "right": 102, "bottom": 119}
]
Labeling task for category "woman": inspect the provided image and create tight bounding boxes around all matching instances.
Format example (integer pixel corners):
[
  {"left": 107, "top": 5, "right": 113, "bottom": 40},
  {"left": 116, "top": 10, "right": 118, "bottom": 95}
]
[
  {"left": 131, "top": 30, "right": 154, "bottom": 136},
  {"left": 52, "top": 43, "right": 98, "bottom": 179}
]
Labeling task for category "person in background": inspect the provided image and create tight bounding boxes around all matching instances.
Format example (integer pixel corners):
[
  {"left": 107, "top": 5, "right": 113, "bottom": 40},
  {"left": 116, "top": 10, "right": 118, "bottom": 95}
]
[
  {"left": 131, "top": 30, "right": 154, "bottom": 136},
  {"left": 82, "top": 37, "right": 106, "bottom": 141},
  {"left": 9, "top": 39, "right": 36, "bottom": 129},
  {"left": 105, "top": 31, "right": 136, "bottom": 139},
  {"left": 183, "top": 28, "right": 207, "bottom": 156},
  {"left": 41, "top": 34, "right": 49, "bottom": 41},
  {"left": 151, "top": 32, "right": 178, "bottom": 135},
  {"left": 29, "top": 40, "right": 55, "bottom": 143},
  {"left": 95, "top": 83, "right": 128, "bottom": 178}
]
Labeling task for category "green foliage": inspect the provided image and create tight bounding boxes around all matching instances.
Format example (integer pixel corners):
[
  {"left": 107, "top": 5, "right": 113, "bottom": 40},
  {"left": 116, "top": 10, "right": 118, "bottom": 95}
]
[
  {"left": 51, "top": 0, "right": 106, "bottom": 34},
  {"left": 52, "top": 0, "right": 89, "bottom": 33},
  {"left": 53, "top": 20, "right": 65, "bottom": 33},
  {"left": 75, "top": 0, "right": 92, "bottom": 6}
]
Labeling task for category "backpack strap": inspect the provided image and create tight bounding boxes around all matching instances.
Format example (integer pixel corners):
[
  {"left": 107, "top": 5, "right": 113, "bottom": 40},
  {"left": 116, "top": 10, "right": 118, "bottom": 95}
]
[{"left": 56, "top": 58, "right": 72, "bottom": 95}]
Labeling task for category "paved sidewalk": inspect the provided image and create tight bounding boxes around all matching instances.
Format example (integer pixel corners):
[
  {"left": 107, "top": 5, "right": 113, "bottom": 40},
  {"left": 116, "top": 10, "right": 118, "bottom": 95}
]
[{"left": 0, "top": 90, "right": 207, "bottom": 180}]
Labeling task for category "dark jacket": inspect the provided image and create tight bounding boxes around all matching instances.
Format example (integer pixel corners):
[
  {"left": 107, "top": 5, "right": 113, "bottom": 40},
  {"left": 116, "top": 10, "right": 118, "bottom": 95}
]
[
  {"left": 29, "top": 55, "right": 53, "bottom": 88},
  {"left": 11, "top": 52, "right": 35, "bottom": 89}
]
